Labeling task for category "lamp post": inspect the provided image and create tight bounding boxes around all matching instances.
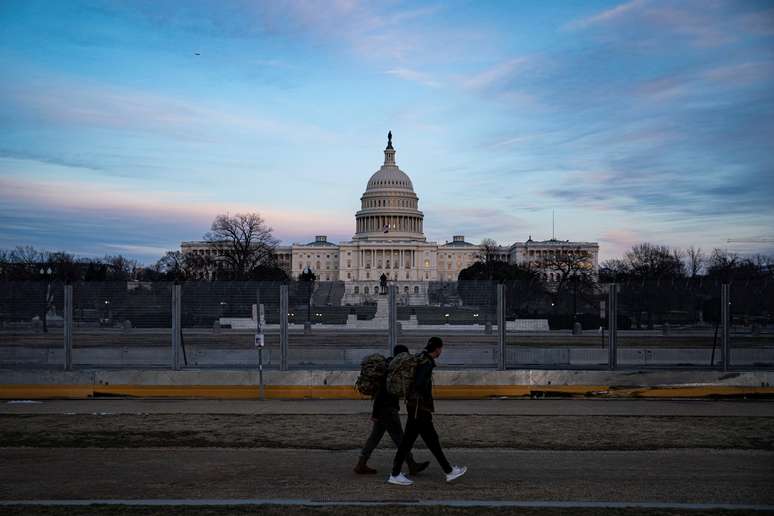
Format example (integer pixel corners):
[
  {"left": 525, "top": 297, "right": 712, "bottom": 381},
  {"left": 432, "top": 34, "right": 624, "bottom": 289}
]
[
  {"left": 300, "top": 267, "right": 315, "bottom": 333},
  {"left": 39, "top": 267, "right": 53, "bottom": 333}
]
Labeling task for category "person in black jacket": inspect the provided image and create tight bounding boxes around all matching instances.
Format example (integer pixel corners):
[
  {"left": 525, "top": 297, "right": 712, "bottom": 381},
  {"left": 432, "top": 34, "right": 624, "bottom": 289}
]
[
  {"left": 388, "top": 337, "right": 467, "bottom": 486},
  {"left": 354, "top": 344, "right": 430, "bottom": 475}
]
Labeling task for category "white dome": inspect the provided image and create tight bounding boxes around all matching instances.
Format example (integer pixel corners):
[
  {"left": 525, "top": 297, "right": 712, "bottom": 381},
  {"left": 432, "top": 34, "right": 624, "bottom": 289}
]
[
  {"left": 366, "top": 165, "right": 414, "bottom": 191},
  {"left": 353, "top": 132, "right": 425, "bottom": 242}
]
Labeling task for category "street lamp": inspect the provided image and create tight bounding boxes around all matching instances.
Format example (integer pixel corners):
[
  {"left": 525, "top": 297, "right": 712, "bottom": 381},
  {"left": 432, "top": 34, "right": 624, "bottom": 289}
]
[
  {"left": 300, "top": 266, "right": 315, "bottom": 331},
  {"left": 39, "top": 266, "right": 53, "bottom": 333}
]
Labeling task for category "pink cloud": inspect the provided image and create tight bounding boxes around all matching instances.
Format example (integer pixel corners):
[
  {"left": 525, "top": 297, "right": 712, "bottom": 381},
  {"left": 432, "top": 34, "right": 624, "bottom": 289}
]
[
  {"left": 0, "top": 176, "right": 352, "bottom": 245},
  {"left": 598, "top": 228, "right": 646, "bottom": 259}
]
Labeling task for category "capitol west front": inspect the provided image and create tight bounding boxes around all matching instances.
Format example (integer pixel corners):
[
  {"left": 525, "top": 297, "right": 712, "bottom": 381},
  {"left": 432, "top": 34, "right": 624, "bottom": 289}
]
[{"left": 183, "top": 133, "right": 599, "bottom": 304}]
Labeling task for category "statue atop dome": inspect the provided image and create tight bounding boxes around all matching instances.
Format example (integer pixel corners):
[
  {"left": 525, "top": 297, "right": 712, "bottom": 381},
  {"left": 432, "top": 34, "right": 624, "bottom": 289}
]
[{"left": 386, "top": 130, "right": 393, "bottom": 150}]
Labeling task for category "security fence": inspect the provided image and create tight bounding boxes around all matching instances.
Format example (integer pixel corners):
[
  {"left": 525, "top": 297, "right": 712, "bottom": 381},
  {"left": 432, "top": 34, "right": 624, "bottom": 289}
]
[{"left": 0, "top": 279, "right": 771, "bottom": 370}]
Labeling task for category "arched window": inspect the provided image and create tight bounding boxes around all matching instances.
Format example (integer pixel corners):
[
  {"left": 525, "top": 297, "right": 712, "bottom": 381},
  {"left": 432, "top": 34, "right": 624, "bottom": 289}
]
[
  {"left": 354, "top": 286, "right": 359, "bottom": 294},
  {"left": 404, "top": 286, "right": 409, "bottom": 293}
]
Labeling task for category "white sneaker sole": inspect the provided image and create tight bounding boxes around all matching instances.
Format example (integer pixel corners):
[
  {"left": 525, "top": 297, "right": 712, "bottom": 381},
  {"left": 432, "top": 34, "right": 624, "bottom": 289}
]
[
  {"left": 387, "top": 479, "right": 413, "bottom": 486},
  {"left": 446, "top": 467, "right": 467, "bottom": 482}
]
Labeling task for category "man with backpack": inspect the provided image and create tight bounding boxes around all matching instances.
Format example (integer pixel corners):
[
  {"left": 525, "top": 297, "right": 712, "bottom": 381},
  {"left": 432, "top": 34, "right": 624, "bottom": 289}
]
[
  {"left": 354, "top": 344, "right": 431, "bottom": 476},
  {"left": 388, "top": 337, "right": 467, "bottom": 486}
]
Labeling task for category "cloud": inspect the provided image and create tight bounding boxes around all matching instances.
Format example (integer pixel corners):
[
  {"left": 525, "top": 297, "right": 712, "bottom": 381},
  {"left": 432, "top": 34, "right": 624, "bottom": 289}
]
[
  {"left": 385, "top": 68, "right": 440, "bottom": 88},
  {"left": 566, "top": 0, "right": 773, "bottom": 48},
  {"left": 598, "top": 228, "right": 649, "bottom": 259},
  {"left": 423, "top": 205, "right": 531, "bottom": 244},
  {"left": 567, "top": 0, "right": 646, "bottom": 30},
  {"left": 0, "top": 173, "right": 354, "bottom": 262},
  {"left": 1, "top": 74, "right": 335, "bottom": 145}
]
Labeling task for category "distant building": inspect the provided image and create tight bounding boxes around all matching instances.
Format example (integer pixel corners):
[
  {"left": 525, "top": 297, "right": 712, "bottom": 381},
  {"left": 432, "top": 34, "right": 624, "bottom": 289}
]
[{"left": 182, "top": 133, "right": 599, "bottom": 302}]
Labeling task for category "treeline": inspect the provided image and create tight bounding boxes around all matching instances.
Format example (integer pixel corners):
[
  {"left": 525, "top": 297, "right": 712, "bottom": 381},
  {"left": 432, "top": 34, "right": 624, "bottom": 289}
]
[
  {"left": 599, "top": 244, "right": 773, "bottom": 283},
  {"left": 0, "top": 246, "right": 148, "bottom": 282},
  {"left": 0, "top": 212, "right": 288, "bottom": 283}
]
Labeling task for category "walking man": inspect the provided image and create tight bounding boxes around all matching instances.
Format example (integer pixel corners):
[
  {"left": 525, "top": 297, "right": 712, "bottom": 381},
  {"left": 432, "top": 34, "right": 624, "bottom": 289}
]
[
  {"left": 388, "top": 337, "right": 467, "bottom": 486},
  {"left": 354, "top": 344, "right": 430, "bottom": 475}
]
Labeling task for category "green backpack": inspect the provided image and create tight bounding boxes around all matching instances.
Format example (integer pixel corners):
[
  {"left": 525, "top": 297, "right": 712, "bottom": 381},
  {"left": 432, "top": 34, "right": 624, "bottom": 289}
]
[
  {"left": 355, "top": 353, "right": 387, "bottom": 396},
  {"left": 386, "top": 351, "right": 420, "bottom": 398}
]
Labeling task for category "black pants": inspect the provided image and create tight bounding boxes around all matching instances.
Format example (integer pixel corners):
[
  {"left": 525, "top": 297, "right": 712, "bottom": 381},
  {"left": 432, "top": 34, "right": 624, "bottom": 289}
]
[
  {"left": 391, "top": 407, "right": 451, "bottom": 476},
  {"left": 360, "top": 409, "right": 415, "bottom": 464}
]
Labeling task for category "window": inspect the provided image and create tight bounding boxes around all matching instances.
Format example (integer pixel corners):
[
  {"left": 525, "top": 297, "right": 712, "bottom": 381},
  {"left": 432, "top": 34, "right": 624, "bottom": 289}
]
[
  {"left": 347, "top": 260, "right": 351, "bottom": 268},
  {"left": 404, "top": 286, "right": 409, "bottom": 293},
  {"left": 347, "top": 272, "right": 351, "bottom": 279},
  {"left": 414, "top": 286, "right": 419, "bottom": 294},
  {"left": 364, "top": 287, "right": 369, "bottom": 294},
  {"left": 405, "top": 272, "right": 409, "bottom": 279},
  {"left": 424, "top": 259, "right": 430, "bottom": 268},
  {"left": 366, "top": 272, "right": 370, "bottom": 279}
]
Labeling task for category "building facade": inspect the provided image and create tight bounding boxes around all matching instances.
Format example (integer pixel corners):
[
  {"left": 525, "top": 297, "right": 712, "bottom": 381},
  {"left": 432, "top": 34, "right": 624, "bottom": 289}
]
[{"left": 182, "top": 133, "right": 599, "bottom": 303}]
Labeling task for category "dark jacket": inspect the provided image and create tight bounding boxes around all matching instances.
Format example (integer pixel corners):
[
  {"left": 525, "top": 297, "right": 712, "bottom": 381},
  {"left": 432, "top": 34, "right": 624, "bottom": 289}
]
[
  {"left": 407, "top": 351, "right": 436, "bottom": 414},
  {"left": 372, "top": 357, "right": 400, "bottom": 418}
]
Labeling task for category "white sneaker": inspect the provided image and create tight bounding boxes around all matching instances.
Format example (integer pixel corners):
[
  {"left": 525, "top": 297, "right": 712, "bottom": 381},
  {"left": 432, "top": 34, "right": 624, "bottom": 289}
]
[
  {"left": 446, "top": 465, "right": 467, "bottom": 482},
  {"left": 387, "top": 473, "right": 414, "bottom": 486}
]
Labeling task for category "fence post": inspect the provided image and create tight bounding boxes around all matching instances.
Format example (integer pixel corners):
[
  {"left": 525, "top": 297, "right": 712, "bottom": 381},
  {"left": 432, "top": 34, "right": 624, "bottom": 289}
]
[
  {"left": 721, "top": 283, "right": 730, "bottom": 372},
  {"left": 171, "top": 283, "right": 181, "bottom": 370},
  {"left": 388, "top": 285, "right": 397, "bottom": 355},
  {"left": 63, "top": 284, "right": 73, "bottom": 371},
  {"left": 280, "top": 284, "right": 289, "bottom": 371},
  {"left": 607, "top": 283, "right": 618, "bottom": 370},
  {"left": 497, "top": 283, "right": 505, "bottom": 370}
]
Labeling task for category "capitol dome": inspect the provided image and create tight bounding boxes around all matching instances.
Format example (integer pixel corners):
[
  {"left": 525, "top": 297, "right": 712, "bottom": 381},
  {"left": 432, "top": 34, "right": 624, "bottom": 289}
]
[
  {"left": 353, "top": 132, "right": 425, "bottom": 241},
  {"left": 366, "top": 135, "right": 414, "bottom": 191}
]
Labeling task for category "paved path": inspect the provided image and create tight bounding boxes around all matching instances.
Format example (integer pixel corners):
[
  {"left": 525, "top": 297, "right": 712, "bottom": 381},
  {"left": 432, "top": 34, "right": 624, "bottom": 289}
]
[
  {"left": 1, "top": 448, "right": 772, "bottom": 505},
  {"left": 3, "top": 398, "right": 774, "bottom": 416}
]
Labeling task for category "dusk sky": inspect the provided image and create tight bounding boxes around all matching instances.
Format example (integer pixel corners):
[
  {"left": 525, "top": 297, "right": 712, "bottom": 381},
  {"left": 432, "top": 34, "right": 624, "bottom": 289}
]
[{"left": 1, "top": 0, "right": 773, "bottom": 265}]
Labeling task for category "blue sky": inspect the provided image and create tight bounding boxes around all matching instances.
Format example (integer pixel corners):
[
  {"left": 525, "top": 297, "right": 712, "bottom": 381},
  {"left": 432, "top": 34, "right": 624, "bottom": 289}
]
[{"left": 1, "top": 0, "right": 773, "bottom": 264}]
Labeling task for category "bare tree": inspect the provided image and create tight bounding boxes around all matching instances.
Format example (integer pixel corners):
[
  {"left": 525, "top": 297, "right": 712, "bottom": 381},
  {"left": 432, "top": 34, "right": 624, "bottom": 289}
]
[
  {"left": 479, "top": 238, "right": 499, "bottom": 263},
  {"left": 685, "top": 246, "right": 705, "bottom": 277},
  {"left": 103, "top": 255, "right": 139, "bottom": 280},
  {"left": 599, "top": 258, "right": 630, "bottom": 282},
  {"left": 204, "top": 212, "right": 278, "bottom": 280},
  {"left": 625, "top": 243, "right": 685, "bottom": 279},
  {"left": 542, "top": 248, "right": 598, "bottom": 315},
  {"left": 156, "top": 251, "right": 214, "bottom": 281}
]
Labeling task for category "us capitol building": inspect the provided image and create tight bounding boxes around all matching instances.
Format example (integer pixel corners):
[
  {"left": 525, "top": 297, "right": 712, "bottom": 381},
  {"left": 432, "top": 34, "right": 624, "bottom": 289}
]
[{"left": 183, "top": 133, "right": 599, "bottom": 304}]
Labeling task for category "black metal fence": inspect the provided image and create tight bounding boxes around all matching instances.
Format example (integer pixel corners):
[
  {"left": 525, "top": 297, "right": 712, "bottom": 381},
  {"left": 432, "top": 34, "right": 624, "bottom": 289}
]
[{"left": 0, "top": 279, "right": 771, "bottom": 370}]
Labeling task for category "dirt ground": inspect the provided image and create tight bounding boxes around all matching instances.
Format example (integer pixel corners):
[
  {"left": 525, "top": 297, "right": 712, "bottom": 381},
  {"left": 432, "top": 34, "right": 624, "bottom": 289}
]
[
  {"left": 0, "top": 506, "right": 760, "bottom": 516},
  {"left": 1, "top": 414, "right": 772, "bottom": 450}
]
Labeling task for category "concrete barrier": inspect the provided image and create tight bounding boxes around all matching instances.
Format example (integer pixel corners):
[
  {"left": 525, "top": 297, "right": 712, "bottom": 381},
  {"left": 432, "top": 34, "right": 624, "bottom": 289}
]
[{"left": 1, "top": 368, "right": 773, "bottom": 400}]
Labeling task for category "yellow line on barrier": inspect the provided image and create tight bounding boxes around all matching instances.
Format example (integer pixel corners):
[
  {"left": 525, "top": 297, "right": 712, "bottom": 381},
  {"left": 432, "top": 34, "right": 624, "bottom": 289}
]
[
  {"left": 0, "top": 384, "right": 94, "bottom": 399},
  {"left": 2, "top": 384, "right": 774, "bottom": 399},
  {"left": 609, "top": 386, "right": 774, "bottom": 398}
]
